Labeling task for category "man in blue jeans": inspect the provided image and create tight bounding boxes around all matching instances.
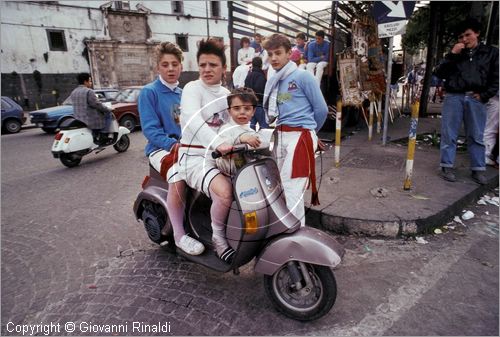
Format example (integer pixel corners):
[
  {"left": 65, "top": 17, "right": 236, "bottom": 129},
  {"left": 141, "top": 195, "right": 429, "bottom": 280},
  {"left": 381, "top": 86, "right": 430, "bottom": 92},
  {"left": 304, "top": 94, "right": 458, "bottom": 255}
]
[{"left": 434, "top": 18, "right": 498, "bottom": 184}]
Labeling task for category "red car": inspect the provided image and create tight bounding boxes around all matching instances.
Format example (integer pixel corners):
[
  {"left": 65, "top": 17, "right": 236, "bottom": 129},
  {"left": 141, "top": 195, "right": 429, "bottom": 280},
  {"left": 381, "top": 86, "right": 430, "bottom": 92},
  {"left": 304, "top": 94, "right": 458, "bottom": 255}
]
[{"left": 112, "top": 86, "right": 142, "bottom": 131}]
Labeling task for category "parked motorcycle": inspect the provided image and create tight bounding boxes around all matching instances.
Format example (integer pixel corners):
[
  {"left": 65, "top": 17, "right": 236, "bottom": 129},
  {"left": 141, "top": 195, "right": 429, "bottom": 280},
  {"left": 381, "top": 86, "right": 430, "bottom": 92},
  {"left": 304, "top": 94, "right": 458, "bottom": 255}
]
[
  {"left": 51, "top": 115, "right": 130, "bottom": 168},
  {"left": 133, "top": 140, "right": 344, "bottom": 321}
]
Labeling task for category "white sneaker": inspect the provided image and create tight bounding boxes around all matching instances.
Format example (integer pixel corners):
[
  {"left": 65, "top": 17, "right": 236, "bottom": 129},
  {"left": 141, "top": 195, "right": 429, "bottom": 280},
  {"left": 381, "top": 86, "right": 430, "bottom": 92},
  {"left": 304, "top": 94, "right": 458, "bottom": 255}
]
[{"left": 176, "top": 235, "right": 205, "bottom": 255}]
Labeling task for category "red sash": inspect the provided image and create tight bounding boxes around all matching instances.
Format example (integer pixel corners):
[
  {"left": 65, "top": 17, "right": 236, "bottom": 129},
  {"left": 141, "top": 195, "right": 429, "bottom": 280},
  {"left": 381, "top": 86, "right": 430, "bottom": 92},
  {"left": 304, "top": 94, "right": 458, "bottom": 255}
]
[
  {"left": 159, "top": 143, "right": 180, "bottom": 180},
  {"left": 277, "top": 125, "right": 320, "bottom": 206},
  {"left": 160, "top": 143, "right": 206, "bottom": 180}
]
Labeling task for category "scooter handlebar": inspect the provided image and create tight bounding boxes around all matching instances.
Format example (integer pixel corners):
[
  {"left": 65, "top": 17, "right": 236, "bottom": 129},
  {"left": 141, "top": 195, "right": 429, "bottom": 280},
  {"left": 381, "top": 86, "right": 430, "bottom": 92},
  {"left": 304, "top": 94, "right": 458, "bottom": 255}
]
[{"left": 212, "top": 144, "right": 248, "bottom": 159}]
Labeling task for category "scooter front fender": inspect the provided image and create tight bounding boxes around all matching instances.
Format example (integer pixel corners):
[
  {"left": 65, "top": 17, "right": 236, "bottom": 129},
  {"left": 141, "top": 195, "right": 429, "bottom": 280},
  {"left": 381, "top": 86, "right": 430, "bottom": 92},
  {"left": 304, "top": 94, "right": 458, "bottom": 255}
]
[
  {"left": 117, "top": 126, "right": 131, "bottom": 138},
  {"left": 254, "top": 227, "right": 345, "bottom": 275}
]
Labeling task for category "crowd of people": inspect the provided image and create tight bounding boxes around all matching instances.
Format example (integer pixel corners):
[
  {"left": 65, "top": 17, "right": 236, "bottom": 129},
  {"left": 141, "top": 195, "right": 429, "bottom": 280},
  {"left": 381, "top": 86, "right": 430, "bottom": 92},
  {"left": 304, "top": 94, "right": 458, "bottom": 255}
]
[
  {"left": 233, "top": 30, "right": 331, "bottom": 89},
  {"left": 70, "top": 18, "right": 497, "bottom": 263}
]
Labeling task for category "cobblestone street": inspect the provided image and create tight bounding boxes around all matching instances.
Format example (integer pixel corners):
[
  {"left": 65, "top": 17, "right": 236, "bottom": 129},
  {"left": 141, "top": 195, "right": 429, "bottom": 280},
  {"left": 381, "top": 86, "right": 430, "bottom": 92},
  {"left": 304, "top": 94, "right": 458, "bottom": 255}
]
[{"left": 2, "top": 129, "right": 498, "bottom": 336}]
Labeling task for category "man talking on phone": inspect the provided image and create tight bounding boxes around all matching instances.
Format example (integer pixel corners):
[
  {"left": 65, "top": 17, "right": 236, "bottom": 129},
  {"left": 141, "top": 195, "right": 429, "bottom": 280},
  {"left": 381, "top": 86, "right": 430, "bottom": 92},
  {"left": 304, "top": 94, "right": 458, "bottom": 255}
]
[{"left": 434, "top": 18, "right": 498, "bottom": 185}]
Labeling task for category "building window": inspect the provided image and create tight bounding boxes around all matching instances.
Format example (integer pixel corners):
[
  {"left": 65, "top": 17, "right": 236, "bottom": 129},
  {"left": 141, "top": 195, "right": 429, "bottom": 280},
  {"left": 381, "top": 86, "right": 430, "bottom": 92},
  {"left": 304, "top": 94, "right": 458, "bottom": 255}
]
[
  {"left": 114, "top": 1, "right": 130, "bottom": 10},
  {"left": 172, "top": 1, "right": 183, "bottom": 14},
  {"left": 210, "top": 1, "right": 220, "bottom": 17},
  {"left": 46, "top": 29, "right": 67, "bottom": 51},
  {"left": 176, "top": 34, "right": 189, "bottom": 52}
]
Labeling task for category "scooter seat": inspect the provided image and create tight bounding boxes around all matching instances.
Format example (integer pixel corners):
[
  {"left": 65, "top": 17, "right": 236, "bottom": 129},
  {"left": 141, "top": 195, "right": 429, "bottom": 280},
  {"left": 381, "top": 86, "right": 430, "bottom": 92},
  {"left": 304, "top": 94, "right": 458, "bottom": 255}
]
[{"left": 59, "top": 118, "right": 87, "bottom": 130}]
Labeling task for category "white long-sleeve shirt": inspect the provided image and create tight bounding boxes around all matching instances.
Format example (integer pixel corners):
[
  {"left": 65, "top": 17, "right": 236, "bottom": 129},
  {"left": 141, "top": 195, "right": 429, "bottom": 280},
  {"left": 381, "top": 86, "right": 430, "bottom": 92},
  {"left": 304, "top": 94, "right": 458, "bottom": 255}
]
[
  {"left": 180, "top": 79, "right": 230, "bottom": 150},
  {"left": 215, "top": 118, "right": 257, "bottom": 176},
  {"left": 237, "top": 47, "right": 255, "bottom": 65}
]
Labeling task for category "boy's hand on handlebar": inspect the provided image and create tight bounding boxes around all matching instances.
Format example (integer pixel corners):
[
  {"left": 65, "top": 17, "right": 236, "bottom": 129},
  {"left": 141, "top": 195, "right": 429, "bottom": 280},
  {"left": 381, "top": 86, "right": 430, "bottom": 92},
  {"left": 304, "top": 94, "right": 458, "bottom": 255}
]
[
  {"left": 216, "top": 143, "right": 233, "bottom": 155},
  {"left": 239, "top": 134, "right": 261, "bottom": 148}
]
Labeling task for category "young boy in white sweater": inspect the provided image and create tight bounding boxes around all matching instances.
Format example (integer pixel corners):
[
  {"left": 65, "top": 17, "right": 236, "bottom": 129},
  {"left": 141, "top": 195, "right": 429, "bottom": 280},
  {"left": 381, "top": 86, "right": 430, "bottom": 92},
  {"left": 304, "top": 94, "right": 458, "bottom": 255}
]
[{"left": 216, "top": 87, "right": 262, "bottom": 176}]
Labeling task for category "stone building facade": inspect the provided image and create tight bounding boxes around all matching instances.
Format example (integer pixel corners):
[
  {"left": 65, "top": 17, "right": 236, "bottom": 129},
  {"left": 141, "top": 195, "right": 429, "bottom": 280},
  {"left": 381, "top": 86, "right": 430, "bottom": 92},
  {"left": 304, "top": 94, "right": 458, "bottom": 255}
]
[{"left": 1, "top": 1, "right": 229, "bottom": 110}]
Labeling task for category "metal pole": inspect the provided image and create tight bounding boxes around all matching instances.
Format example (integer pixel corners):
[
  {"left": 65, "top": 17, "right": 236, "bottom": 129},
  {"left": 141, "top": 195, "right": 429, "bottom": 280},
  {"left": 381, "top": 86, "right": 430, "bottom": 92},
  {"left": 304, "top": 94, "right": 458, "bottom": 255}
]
[
  {"left": 228, "top": 1, "right": 235, "bottom": 71},
  {"left": 403, "top": 100, "right": 420, "bottom": 190},
  {"left": 382, "top": 37, "right": 394, "bottom": 145},
  {"left": 276, "top": 3, "right": 280, "bottom": 33},
  {"left": 377, "top": 97, "right": 382, "bottom": 134},
  {"left": 335, "top": 99, "right": 342, "bottom": 167},
  {"left": 486, "top": 1, "right": 499, "bottom": 46},
  {"left": 205, "top": 0, "right": 210, "bottom": 38},
  {"left": 368, "top": 100, "right": 374, "bottom": 141}
]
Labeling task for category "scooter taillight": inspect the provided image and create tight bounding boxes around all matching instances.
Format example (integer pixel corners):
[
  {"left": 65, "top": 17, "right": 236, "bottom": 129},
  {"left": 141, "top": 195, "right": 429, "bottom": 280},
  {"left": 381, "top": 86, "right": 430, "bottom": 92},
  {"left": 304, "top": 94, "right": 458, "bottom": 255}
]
[
  {"left": 54, "top": 132, "right": 63, "bottom": 140},
  {"left": 141, "top": 175, "right": 150, "bottom": 189}
]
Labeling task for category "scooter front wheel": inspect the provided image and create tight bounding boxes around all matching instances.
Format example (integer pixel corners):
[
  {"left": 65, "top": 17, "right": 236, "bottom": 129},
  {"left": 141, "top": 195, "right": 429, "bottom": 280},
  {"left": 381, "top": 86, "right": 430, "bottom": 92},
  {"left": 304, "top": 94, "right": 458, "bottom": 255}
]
[
  {"left": 60, "top": 153, "right": 82, "bottom": 168},
  {"left": 113, "top": 135, "right": 130, "bottom": 153},
  {"left": 264, "top": 262, "right": 337, "bottom": 321}
]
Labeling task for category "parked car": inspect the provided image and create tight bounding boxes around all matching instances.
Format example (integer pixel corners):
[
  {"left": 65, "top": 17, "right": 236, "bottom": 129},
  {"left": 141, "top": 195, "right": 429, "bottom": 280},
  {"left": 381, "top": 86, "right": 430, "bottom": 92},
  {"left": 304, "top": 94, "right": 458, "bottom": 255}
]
[
  {"left": 30, "top": 88, "right": 140, "bottom": 133},
  {"left": 110, "top": 86, "right": 142, "bottom": 131},
  {"left": 94, "top": 88, "right": 119, "bottom": 103},
  {"left": 1, "top": 96, "right": 26, "bottom": 134},
  {"left": 29, "top": 95, "right": 75, "bottom": 133}
]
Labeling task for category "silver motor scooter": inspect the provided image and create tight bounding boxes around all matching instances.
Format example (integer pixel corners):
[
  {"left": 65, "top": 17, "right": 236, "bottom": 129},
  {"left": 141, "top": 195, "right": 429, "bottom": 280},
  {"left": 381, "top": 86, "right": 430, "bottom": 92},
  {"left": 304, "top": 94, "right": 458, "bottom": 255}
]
[{"left": 133, "top": 141, "right": 344, "bottom": 321}]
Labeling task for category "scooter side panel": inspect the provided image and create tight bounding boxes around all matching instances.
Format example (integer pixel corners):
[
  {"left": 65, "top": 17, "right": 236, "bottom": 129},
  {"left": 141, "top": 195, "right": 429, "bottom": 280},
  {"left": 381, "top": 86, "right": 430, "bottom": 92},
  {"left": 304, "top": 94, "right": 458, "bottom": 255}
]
[
  {"left": 133, "top": 186, "right": 169, "bottom": 221},
  {"left": 254, "top": 227, "right": 345, "bottom": 275},
  {"left": 252, "top": 158, "right": 301, "bottom": 236},
  {"left": 51, "top": 129, "right": 91, "bottom": 153}
]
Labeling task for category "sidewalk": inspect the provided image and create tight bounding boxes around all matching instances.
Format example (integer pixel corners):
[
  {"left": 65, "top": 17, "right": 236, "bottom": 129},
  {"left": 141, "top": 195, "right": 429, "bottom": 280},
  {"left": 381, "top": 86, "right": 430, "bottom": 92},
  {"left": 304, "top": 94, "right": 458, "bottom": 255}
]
[{"left": 306, "top": 109, "right": 499, "bottom": 237}]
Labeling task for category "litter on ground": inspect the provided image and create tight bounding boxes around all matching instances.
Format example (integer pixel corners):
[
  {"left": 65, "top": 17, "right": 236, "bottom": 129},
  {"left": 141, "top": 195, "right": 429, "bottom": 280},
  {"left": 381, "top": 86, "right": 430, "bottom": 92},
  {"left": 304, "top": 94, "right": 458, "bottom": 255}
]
[
  {"left": 462, "top": 211, "right": 475, "bottom": 220},
  {"left": 453, "top": 216, "right": 466, "bottom": 226},
  {"left": 416, "top": 237, "right": 429, "bottom": 244}
]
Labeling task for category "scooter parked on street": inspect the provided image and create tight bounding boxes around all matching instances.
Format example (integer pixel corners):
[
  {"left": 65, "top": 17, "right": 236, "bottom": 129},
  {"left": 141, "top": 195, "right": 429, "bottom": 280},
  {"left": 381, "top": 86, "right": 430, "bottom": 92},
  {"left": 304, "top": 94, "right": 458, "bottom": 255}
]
[
  {"left": 51, "top": 115, "right": 130, "bottom": 168},
  {"left": 133, "top": 138, "right": 344, "bottom": 321}
]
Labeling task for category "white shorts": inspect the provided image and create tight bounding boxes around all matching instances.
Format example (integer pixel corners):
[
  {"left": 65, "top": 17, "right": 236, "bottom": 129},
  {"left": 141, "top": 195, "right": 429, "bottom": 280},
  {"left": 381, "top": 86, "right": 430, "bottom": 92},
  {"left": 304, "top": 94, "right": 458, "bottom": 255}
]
[
  {"left": 167, "top": 147, "right": 221, "bottom": 198},
  {"left": 148, "top": 149, "right": 168, "bottom": 172}
]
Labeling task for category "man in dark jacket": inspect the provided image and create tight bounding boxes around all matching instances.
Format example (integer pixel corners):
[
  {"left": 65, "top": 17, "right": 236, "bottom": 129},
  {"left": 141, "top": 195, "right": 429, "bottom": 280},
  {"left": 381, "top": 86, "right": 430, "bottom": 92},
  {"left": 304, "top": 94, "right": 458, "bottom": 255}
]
[
  {"left": 244, "top": 57, "right": 268, "bottom": 129},
  {"left": 434, "top": 18, "right": 499, "bottom": 185},
  {"left": 71, "top": 73, "right": 112, "bottom": 141}
]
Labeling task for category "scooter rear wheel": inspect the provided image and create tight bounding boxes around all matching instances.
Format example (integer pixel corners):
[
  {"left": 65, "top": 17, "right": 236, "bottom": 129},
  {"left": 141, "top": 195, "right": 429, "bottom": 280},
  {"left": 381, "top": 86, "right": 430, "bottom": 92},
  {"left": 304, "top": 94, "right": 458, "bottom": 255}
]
[
  {"left": 60, "top": 153, "right": 82, "bottom": 168},
  {"left": 264, "top": 262, "right": 337, "bottom": 321}
]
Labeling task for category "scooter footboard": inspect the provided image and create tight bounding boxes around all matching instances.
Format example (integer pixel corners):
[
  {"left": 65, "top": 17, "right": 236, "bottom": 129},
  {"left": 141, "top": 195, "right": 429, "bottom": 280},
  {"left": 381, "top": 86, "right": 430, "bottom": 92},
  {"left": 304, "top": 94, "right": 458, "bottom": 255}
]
[{"left": 254, "top": 227, "right": 345, "bottom": 275}]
